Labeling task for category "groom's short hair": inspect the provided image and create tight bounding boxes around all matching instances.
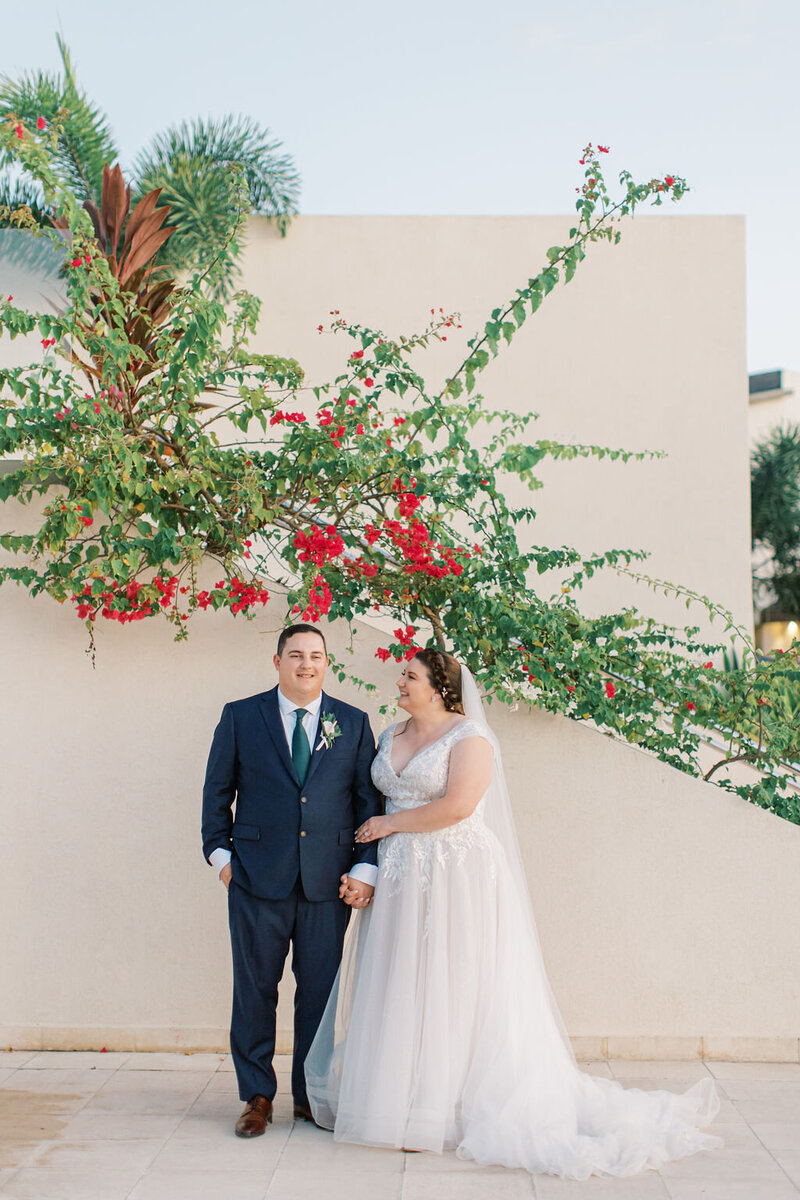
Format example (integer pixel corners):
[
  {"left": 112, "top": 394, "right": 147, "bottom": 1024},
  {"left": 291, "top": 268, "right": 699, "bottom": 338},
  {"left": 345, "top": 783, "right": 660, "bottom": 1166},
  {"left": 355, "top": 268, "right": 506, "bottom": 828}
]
[{"left": 277, "top": 623, "right": 328, "bottom": 657}]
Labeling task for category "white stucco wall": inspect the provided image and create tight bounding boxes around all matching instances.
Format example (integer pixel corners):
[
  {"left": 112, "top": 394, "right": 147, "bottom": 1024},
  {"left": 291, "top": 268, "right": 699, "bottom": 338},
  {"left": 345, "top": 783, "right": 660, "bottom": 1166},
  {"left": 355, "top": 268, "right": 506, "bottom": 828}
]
[{"left": 3, "top": 214, "right": 792, "bottom": 1060}]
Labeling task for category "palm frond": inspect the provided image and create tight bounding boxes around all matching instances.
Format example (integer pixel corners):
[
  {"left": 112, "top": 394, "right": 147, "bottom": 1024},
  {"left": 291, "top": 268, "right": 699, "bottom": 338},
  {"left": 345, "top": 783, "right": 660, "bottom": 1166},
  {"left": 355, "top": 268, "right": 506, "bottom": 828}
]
[
  {"left": 0, "top": 34, "right": 118, "bottom": 205},
  {"left": 132, "top": 115, "right": 301, "bottom": 241}
]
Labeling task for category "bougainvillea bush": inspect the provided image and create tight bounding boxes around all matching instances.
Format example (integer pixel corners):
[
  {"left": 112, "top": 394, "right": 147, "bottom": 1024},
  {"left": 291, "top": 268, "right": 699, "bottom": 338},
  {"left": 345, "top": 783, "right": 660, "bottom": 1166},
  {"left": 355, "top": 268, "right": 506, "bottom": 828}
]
[{"left": 1, "top": 113, "right": 797, "bottom": 820}]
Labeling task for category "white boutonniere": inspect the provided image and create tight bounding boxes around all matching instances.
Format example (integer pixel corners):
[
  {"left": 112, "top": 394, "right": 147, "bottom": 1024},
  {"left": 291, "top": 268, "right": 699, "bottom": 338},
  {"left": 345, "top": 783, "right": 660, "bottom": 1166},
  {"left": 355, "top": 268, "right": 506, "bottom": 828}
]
[{"left": 316, "top": 711, "right": 342, "bottom": 752}]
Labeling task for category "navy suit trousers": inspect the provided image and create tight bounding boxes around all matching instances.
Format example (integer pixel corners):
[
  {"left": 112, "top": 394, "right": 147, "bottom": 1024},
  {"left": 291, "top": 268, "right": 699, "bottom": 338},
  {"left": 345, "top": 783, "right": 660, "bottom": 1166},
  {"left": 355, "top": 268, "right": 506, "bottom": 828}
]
[{"left": 228, "top": 878, "right": 349, "bottom": 1105}]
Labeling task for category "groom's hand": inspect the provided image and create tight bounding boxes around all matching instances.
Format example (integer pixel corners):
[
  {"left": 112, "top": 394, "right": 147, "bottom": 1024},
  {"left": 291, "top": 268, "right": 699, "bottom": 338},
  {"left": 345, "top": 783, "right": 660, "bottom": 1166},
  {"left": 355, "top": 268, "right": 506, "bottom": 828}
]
[
  {"left": 339, "top": 874, "right": 374, "bottom": 908},
  {"left": 219, "top": 863, "right": 232, "bottom": 891}
]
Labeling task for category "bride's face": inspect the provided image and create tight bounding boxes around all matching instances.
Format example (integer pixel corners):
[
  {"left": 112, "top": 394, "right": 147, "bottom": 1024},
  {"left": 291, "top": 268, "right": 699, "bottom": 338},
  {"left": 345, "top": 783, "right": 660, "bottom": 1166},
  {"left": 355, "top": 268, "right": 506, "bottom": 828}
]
[{"left": 397, "top": 656, "right": 435, "bottom": 713}]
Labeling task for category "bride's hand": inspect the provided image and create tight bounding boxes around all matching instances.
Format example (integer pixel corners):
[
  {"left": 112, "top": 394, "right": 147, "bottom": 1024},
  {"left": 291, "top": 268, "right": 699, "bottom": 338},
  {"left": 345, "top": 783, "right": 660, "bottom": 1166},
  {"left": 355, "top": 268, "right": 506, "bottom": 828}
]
[{"left": 355, "top": 815, "right": 394, "bottom": 843}]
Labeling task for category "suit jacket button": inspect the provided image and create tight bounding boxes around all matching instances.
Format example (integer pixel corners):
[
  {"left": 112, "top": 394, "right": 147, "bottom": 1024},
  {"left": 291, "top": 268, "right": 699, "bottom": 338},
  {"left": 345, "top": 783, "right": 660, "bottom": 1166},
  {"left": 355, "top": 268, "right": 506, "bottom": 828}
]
[
  {"left": 300, "top": 797, "right": 307, "bottom": 803},
  {"left": 300, "top": 831, "right": 307, "bottom": 837}
]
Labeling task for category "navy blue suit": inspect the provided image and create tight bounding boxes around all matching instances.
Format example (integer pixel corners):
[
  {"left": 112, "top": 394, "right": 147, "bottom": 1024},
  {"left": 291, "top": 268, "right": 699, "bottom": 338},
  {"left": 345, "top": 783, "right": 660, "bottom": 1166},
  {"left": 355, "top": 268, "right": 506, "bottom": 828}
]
[{"left": 202, "top": 686, "right": 381, "bottom": 1104}]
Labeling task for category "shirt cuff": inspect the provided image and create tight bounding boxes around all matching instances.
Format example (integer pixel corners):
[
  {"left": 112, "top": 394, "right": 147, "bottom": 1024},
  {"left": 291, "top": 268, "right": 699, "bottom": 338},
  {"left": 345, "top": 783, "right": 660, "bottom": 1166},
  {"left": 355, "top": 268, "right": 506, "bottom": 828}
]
[
  {"left": 209, "top": 847, "right": 232, "bottom": 875},
  {"left": 347, "top": 863, "right": 378, "bottom": 887}
]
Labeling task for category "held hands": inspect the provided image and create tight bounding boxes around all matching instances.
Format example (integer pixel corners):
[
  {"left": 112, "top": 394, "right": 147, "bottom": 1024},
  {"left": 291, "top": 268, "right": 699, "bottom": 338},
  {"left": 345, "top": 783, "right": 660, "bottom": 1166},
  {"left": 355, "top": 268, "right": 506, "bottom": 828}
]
[
  {"left": 339, "top": 875, "right": 374, "bottom": 908},
  {"left": 354, "top": 815, "right": 394, "bottom": 843}
]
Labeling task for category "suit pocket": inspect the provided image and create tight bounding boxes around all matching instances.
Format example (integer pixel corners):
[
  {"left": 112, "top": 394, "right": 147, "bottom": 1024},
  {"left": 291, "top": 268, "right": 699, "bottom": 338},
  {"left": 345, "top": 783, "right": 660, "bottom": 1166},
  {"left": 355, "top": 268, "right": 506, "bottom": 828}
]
[
  {"left": 338, "top": 828, "right": 355, "bottom": 846},
  {"left": 232, "top": 823, "right": 260, "bottom": 841}
]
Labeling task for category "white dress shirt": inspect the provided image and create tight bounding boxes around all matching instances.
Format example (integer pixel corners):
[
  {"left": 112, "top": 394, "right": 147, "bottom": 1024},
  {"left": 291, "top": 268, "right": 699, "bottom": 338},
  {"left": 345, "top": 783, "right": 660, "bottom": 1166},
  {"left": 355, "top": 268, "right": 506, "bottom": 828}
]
[{"left": 209, "top": 689, "right": 377, "bottom": 887}]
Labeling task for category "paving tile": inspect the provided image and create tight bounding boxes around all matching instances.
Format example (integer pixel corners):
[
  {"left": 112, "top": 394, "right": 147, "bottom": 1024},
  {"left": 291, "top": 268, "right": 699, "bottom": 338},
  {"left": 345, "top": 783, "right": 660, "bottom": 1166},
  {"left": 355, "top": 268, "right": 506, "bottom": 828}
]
[
  {"left": 721, "top": 1081, "right": 800, "bottom": 1103},
  {"left": 403, "top": 1171, "right": 533, "bottom": 1198},
  {"left": 21, "top": 1052, "right": 129, "bottom": 1071},
  {"left": 704, "top": 1121, "right": 761, "bottom": 1149},
  {"left": 79, "top": 1088, "right": 197, "bottom": 1116},
  {"left": 0, "top": 1072, "right": 16, "bottom": 1086},
  {"left": 0, "top": 1165, "right": 142, "bottom": 1198},
  {"left": 0, "top": 1054, "right": 37, "bottom": 1068},
  {"left": 202, "top": 1070, "right": 242, "bottom": 1091},
  {"left": 535, "top": 1176, "right": 668, "bottom": 1198},
  {"left": 404, "top": 1150, "right": 516, "bottom": 1173},
  {"left": 662, "top": 1179, "right": 799, "bottom": 1200},
  {"left": 129, "top": 1171, "right": 270, "bottom": 1200},
  {"left": 150, "top": 1132, "right": 285, "bottom": 1173},
  {"left": 277, "top": 1126, "right": 403, "bottom": 1171},
  {"left": 269, "top": 1170, "right": 403, "bottom": 1199},
  {"left": 57, "top": 1111, "right": 183, "bottom": 1141},
  {"left": 659, "top": 1146, "right": 790, "bottom": 1182},
  {"left": 0, "top": 1070, "right": 106, "bottom": 1095},
  {"left": 734, "top": 1097, "right": 800, "bottom": 1125},
  {"left": 32, "top": 1138, "right": 163, "bottom": 1171},
  {"left": 752, "top": 1124, "right": 800, "bottom": 1151},
  {"left": 217, "top": 1055, "right": 236, "bottom": 1072},
  {"left": 99, "top": 1069, "right": 212, "bottom": 1094},
  {"left": 121, "top": 1052, "right": 226, "bottom": 1072},
  {"left": 773, "top": 1152, "right": 800, "bottom": 1188},
  {"left": 708, "top": 1062, "right": 800, "bottom": 1081},
  {"left": 607, "top": 1062, "right": 712, "bottom": 1082},
  {"left": 610, "top": 1077, "right": 717, "bottom": 1095},
  {"left": 578, "top": 1062, "right": 615, "bottom": 1079}
]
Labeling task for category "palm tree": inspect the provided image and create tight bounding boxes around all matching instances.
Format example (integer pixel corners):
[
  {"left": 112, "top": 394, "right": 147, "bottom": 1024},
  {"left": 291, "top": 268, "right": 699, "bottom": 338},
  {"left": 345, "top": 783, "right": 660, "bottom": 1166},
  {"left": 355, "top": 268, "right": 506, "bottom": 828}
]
[
  {"left": 751, "top": 423, "right": 800, "bottom": 618},
  {"left": 0, "top": 34, "right": 300, "bottom": 286}
]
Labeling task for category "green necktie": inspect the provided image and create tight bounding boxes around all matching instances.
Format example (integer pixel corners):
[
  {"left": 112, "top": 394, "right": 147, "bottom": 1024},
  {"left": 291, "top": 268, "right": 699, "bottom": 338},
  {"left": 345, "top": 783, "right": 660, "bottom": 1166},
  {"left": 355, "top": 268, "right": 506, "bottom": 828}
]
[{"left": 292, "top": 707, "right": 311, "bottom": 784}]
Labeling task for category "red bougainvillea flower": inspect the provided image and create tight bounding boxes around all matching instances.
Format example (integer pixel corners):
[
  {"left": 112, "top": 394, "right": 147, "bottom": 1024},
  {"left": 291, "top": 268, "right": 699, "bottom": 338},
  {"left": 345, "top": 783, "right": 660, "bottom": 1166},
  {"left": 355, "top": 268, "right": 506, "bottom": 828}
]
[
  {"left": 364, "top": 377, "right": 374, "bottom": 387},
  {"left": 665, "top": 176, "right": 675, "bottom": 187},
  {"left": 605, "top": 680, "right": 616, "bottom": 699},
  {"left": 393, "top": 624, "right": 416, "bottom": 646},
  {"left": 351, "top": 349, "right": 364, "bottom": 360},
  {"left": 41, "top": 337, "right": 56, "bottom": 348},
  {"left": 598, "top": 145, "right": 610, "bottom": 153},
  {"left": 686, "top": 701, "right": 696, "bottom": 711},
  {"left": 566, "top": 685, "right": 575, "bottom": 693},
  {"left": 70, "top": 257, "right": 83, "bottom": 267},
  {"left": 398, "top": 492, "right": 421, "bottom": 517},
  {"left": 317, "top": 325, "right": 323, "bottom": 332},
  {"left": 394, "top": 416, "right": 407, "bottom": 427},
  {"left": 355, "top": 423, "right": 365, "bottom": 435},
  {"left": 375, "top": 648, "right": 392, "bottom": 662},
  {"left": 703, "top": 661, "right": 713, "bottom": 669},
  {"left": 37, "top": 116, "right": 46, "bottom": 130},
  {"left": 14, "top": 124, "right": 23, "bottom": 139},
  {"left": 294, "top": 525, "right": 344, "bottom": 566},
  {"left": 83, "top": 254, "right": 92, "bottom": 265}
]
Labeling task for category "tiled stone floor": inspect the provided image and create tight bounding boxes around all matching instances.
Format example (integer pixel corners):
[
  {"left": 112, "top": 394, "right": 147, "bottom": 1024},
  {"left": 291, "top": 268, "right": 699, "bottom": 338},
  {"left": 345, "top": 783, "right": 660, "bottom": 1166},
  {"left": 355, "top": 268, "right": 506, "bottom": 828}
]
[{"left": 1, "top": 1052, "right": 799, "bottom": 1199}]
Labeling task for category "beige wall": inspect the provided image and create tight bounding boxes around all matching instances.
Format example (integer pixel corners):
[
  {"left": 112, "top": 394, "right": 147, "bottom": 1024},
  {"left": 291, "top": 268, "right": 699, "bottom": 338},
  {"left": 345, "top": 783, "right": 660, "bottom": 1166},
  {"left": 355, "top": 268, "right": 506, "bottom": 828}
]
[
  {"left": 3, "top": 214, "right": 792, "bottom": 1060},
  {"left": 241, "top": 214, "right": 752, "bottom": 635},
  {"left": 749, "top": 369, "right": 800, "bottom": 447}
]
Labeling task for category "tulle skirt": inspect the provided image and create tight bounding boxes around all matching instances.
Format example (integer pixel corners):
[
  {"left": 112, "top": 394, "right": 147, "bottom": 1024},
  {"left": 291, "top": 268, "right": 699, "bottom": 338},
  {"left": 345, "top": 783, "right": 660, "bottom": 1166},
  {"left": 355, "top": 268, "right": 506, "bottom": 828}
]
[{"left": 305, "top": 828, "right": 722, "bottom": 1179}]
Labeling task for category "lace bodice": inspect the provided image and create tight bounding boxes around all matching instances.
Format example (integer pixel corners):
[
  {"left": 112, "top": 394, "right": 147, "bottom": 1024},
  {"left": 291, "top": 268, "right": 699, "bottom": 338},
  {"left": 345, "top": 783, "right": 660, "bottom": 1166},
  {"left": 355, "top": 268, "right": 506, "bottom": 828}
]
[{"left": 370, "top": 718, "right": 496, "bottom": 898}]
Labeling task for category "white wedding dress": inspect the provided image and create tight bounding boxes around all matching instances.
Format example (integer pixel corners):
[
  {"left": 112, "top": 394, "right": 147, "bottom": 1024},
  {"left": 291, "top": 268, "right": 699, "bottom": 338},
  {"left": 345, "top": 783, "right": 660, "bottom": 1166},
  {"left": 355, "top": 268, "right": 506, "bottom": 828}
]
[{"left": 306, "top": 710, "right": 722, "bottom": 1179}]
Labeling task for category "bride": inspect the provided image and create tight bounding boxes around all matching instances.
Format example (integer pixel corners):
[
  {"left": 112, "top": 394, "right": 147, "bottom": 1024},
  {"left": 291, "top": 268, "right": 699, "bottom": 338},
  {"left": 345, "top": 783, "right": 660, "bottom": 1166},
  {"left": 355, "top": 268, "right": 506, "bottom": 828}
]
[{"left": 305, "top": 648, "right": 721, "bottom": 1179}]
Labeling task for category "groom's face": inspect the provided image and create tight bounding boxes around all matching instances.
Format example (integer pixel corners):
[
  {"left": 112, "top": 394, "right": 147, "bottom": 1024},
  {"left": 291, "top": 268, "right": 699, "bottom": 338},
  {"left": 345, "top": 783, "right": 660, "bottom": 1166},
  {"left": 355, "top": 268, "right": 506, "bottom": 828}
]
[{"left": 273, "top": 631, "right": 328, "bottom": 705}]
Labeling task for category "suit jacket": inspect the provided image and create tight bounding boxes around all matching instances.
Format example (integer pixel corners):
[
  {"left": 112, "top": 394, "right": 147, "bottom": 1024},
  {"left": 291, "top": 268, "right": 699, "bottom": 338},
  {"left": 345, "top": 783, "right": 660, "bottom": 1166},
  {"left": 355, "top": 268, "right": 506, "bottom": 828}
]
[{"left": 201, "top": 687, "right": 382, "bottom": 901}]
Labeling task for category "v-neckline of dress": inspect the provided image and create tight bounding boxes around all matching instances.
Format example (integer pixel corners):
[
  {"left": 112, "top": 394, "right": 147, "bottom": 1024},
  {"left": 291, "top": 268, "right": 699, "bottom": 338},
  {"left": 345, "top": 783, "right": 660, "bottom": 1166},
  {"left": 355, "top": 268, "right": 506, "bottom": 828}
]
[{"left": 387, "top": 719, "right": 468, "bottom": 778}]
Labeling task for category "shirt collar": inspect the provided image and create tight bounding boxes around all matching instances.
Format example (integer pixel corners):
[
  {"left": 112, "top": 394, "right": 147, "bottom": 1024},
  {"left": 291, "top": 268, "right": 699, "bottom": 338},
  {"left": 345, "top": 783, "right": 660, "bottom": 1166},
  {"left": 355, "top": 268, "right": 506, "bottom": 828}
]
[{"left": 277, "top": 688, "right": 323, "bottom": 718}]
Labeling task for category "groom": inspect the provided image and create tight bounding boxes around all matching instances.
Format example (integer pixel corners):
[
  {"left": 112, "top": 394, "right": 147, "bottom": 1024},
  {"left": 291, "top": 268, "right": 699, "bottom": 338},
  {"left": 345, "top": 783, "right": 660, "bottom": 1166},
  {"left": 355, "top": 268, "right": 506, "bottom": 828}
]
[{"left": 201, "top": 623, "right": 381, "bottom": 1136}]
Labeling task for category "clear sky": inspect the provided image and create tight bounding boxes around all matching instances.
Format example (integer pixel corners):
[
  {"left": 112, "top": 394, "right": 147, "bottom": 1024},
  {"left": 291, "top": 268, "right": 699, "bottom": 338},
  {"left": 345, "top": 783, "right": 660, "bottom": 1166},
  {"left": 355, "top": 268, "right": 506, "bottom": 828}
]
[{"left": 3, "top": 0, "right": 798, "bottom": 372}]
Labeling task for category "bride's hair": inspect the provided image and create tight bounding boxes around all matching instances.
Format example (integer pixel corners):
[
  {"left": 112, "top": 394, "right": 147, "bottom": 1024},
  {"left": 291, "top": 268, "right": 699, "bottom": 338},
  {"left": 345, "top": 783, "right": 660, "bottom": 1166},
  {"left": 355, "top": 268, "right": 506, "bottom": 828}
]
[{"left": 412, "top": 649, "right": 465, "bottom": 714}]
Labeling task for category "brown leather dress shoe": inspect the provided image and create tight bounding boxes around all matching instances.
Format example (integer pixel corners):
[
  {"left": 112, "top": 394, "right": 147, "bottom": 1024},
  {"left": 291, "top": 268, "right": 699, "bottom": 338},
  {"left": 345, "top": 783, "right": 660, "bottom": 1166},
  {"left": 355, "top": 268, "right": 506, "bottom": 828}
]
[
  {"left": 235, "top": 1095, "right": 273, "bottom": 1137},
  {"left": 293, "top": 1101, "right": 320, "bottom": 1125}
]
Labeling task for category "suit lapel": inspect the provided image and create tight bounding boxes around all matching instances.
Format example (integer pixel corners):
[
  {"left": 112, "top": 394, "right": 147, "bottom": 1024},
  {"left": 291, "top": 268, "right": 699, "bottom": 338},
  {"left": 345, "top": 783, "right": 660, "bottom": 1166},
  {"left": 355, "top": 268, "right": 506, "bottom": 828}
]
[
  {"left": 302, "top": 692, "right": 334, "bottom": 789},
  {"left": 259, "top": 688, "right": 300, "bottom": 786}
]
